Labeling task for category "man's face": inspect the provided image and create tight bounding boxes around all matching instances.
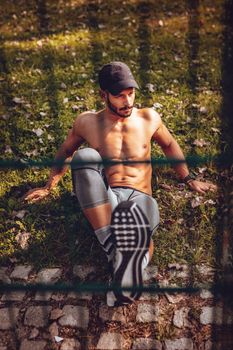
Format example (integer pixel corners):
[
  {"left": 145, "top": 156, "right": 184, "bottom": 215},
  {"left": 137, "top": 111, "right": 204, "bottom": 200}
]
[{"left": 105, "top": 88, "right": 135, "bottom": 118}]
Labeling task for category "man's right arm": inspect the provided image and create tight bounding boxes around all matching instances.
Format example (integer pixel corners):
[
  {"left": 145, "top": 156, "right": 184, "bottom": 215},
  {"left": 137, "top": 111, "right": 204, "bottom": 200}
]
[{"left": 24, "top": 117, "right": 85, "bottom": 202}]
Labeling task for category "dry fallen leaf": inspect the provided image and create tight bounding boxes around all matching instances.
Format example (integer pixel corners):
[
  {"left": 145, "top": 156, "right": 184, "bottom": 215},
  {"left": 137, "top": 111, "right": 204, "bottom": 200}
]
[
  {"left": 191, "top": 196, "right": 203, "bottom": 208},
  {"left": 14, "top": 210, "right": 27, "bottom": 219},
  {"left": 12, "top": 97, "right": 24, "bottom": 104},
  {"left": 15, "top": 231, "right": 31, "bottom": 250},
  {"left": 211, "top": 127, "right": 220, "bottom": 133},
  {"left": 32, "top": 128, "right": 44, "bottom": 137},
  {"left": 158, "top": 20, "right": 164, "bottom": 26},
  {"left": 47, "top": 134, "right": 54, "bottom": 141},
  {"left": 60, "top": 82, "right": 67, "bottom": 89},
  {"left": 5, "top": 145, "right": 13, "bottom": 154},
  {"left": 146, "top": 83, "right": 155, "bottom": 92},
  {"left": 165, "top": 292, "right": 184, "bottom": 303},
  {"left": 72, "top": 105, "right": 80, "bottom": 111},
  {"left": 37, "top": 40, "right": 43, "bottom": 47},
  {"left": 153, "top": 102, "right": 163, "bottom": 109},
  {"left": 174, "top": 55, "right": 181, "bottom": 61},
  {"left": 204, "top": 199, "right": 216, "bottom": 205},
  {"left": 166, "top": 89, "right": 175, "bottom": 95},
  {"left": 54, "top": 336, "right": 63, "bottom": 343},
  {"left": 192, "top": 139, "right": 210, "bottom": 147},
  {"left": 198, "top": 167, "right": 207, "bottom": 174},
  {"left": 25, "top": 149, "right": 38, "bottom": 157},
  {"left": 1, "top": 114, "right": 9, "bottom": 120},
  {"left": 199, "top": 106, "right": 208, "bottom": 114}
]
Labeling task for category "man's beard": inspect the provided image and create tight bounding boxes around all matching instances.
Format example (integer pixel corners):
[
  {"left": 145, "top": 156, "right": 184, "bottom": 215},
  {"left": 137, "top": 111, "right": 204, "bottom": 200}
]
[{"left": 107, "top": 95, "right": 133, "bottom": 118}]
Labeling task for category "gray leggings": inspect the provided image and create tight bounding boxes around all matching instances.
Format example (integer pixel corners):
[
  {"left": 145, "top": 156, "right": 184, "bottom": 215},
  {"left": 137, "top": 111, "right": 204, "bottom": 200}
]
[{"left": 71, "top": 148, "right": 160, "bottom": 233}]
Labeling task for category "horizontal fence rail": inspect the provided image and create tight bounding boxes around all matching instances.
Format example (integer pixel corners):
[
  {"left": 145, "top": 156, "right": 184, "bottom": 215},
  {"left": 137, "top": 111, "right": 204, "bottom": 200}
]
[
  {"left": 0, "top": 282, "right": 232, "bottom": 295},
  {"left": 0, "top": 153, "right": 232, "bottom": 169}
]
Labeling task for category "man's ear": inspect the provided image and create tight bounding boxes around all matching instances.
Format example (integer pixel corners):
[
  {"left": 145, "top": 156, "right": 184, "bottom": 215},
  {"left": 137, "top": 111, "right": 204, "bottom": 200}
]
[{"left": 99, "top": 89, "right": 107, "bottom": 100}]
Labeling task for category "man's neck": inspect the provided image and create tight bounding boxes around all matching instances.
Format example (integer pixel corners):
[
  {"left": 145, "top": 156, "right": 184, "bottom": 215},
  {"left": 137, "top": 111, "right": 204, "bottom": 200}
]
[{"left": 103, "top": 107, "right": 136, "bottom": 122}]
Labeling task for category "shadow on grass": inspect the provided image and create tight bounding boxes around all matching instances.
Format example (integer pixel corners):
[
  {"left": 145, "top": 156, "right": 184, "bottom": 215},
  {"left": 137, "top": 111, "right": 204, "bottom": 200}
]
[
  {"left": 37, "top": 0, "right": 49, "bottom": 34},
  {"left": 213, "top": 0, "right": 233, "bottom": 348},
  {"left": 0, "top": 37, "right": 14, "bottom": 107},
  {"left": 0, "top": 182, "right": 108, "bottom": 271},
  {"left": 0, "top": 180, "right": 109, "bottom": 350},
  {"left": 185, "top": 0, "right": 200, "bottom": 153},
  {"left": 86, "top": 1, "right": 102, "bottom": 72},
  {"left": 37, "top": 0, "right": 64, "bottom": 149},
  {"left": 0, "top": 179, "right": 102, "bottom": 349},
  {"left": 137, "top": 1, "right": 153, "bottom": 99},
  {"left": 0, "top": 36, "right": 21, "bottom": 156},
  {"left": 0, "top": 0, "right": 187, "bottom": 42}
]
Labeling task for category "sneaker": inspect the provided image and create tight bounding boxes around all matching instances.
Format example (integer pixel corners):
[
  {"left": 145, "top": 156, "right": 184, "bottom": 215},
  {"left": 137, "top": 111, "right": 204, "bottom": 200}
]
[
  {"left": 106, "top": 254, "right": 150, "bottom": 307},
  {"left": 106, "top": 260, "right": 130, "bottom": 307},
  {"left": 109, "top": 201, "right": 151, "bottom": 305}
]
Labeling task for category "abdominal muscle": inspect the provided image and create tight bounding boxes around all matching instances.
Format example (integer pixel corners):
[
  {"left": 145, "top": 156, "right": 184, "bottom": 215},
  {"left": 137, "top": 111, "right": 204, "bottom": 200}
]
[
  {"left": 105, "top": 162, "right": 153, "bottom": 195},
  {"left": 82, "top": 108, "right": 156, "bottom": 195}
]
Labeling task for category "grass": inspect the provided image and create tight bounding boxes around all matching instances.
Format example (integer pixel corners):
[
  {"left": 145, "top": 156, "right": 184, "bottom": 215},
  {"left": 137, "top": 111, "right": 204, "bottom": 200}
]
[{"left": 0, "top": 0, "right": 226, "bottom": 276}]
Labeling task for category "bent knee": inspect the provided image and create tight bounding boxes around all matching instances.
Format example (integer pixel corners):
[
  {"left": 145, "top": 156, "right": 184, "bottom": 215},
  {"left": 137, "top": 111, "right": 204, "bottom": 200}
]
[{"left": 71, "top": 148, "right": 102, "bottom": 170}]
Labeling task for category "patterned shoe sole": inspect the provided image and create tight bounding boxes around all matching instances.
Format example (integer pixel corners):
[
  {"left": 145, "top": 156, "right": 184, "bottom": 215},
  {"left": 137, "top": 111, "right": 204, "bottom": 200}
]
[{"left": 111, "top": 201, "right": 151, "bottom": 303}]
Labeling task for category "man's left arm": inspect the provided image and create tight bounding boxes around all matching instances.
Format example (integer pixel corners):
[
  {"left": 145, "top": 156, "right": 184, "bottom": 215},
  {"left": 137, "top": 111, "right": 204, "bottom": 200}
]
[{"left": 153, "top": 121, "right": 217, "bottom": 194}]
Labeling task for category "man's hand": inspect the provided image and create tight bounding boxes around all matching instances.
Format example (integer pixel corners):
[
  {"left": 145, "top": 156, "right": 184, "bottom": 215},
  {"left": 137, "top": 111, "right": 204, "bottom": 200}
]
[
  {"left": 23, "top": 187, "right": 50, "bottom": 203},
  {"left": 187, "top": 180, "right": 217, "bottom": 194}
]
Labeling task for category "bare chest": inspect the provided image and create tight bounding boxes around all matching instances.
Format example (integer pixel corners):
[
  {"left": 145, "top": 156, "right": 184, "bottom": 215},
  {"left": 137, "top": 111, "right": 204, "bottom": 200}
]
[{"left": 84, "top": 119, "right": 151, "bottom": 160}]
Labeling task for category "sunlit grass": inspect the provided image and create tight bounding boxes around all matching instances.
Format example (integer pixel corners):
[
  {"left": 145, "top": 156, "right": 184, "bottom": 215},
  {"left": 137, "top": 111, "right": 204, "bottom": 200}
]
[{"left": 0, "top": 0, "right": 224, "bottom": 273}]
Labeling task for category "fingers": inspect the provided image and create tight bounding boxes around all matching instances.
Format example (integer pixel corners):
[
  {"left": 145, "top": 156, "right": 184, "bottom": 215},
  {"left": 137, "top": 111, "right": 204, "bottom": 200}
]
[
  {"left": 188, "top": 180, "right": 217, "bottom": 194},
  {"left": 22, "top": 193, "right": 33, "bottom": 202},
  {"left": 195, "top": 186, "right": 206, "bottom": 194},
  {"left": 23, "top": 188, "right": 49, "bottom": 203},
  {"left": 208, "top": 183, "right": 217, "bottom": 192},
  {"left": 23, "top": 190, "right": 34, "bottom": 201},
  {"left": 188, "top": 181, "right": 203, "bottom": 193},
  {"left": 200, "top": 183, "right": 217, "bottom": 193},
  {"left": 25, "top": 194, "right": 41, "bottom": 202},
  {"left": 23, "top": 194, "right": 39, "bottom": 203}
]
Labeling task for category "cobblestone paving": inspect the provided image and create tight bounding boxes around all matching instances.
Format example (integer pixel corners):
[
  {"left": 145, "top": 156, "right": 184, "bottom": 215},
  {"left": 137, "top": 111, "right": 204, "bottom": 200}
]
[{"left": 0, "top": 264, "right": 232, "bottom": 350}]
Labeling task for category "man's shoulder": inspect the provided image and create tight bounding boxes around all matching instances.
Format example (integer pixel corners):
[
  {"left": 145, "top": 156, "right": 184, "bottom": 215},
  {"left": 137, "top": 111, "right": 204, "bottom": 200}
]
[
  {"left": 74, "top": 110, "right": 101, "bottom": 126},
  {"left": 77, "top": 110, "right": 100, "bottom": 120},
  {"left": 137, "top": 107, "right": 161, "bottom": 122}
]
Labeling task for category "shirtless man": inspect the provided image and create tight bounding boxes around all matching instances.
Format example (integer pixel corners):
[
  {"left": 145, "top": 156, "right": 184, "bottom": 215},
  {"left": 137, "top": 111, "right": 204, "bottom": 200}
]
[{"left": 24, "top": 62, "right": 216, "bottom": 306}]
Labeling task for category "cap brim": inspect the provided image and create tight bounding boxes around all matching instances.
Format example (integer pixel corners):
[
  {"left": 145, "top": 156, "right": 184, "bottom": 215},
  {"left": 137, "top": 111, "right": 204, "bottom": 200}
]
[{"left": 109, "top": 79, "right": 139, "bottom": 95}]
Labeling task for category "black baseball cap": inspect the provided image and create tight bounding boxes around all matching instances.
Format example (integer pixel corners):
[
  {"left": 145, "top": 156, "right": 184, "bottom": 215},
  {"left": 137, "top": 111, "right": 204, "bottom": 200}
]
[{"left": 98, "top": 61, "right": 139, "bottom": 95}]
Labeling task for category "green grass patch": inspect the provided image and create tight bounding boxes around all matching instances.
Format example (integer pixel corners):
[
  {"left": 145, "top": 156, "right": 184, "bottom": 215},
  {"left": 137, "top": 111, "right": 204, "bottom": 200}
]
[{"left": 0, "top": 0, "right": 225, "bottom": 275}]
